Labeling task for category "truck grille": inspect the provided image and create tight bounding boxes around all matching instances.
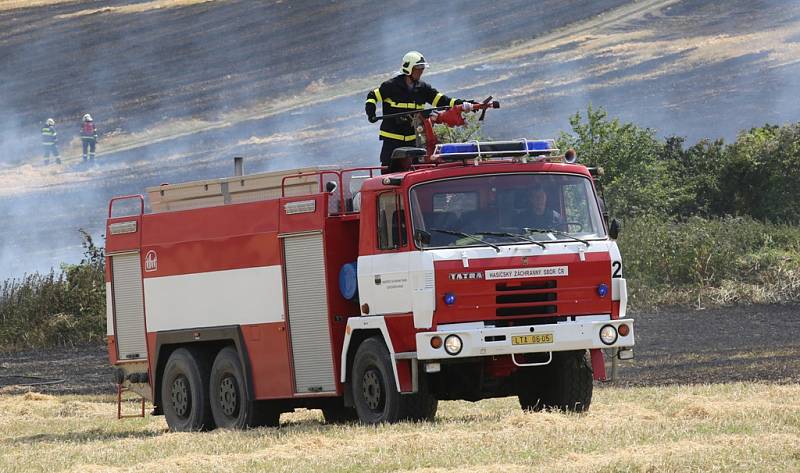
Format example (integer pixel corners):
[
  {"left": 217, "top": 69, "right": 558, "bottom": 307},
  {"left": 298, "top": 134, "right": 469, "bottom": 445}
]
[{"left": 495, "top": 280, "right": 557, "bottom": 316}]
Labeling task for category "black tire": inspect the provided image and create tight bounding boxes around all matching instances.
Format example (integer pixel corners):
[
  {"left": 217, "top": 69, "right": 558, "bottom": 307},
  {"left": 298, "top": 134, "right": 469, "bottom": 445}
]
[
  {"left": 321, "top": 400, "right": 359, "bottom": 424},
  {"left": 351, "top": 338, "right": 405, "bottom": 424},
  {"left": 519, "top": 350, "right": 593, "bottom": 413},
  {"left": 402, "top": 374, "right": 438, "bottom": 422},
  {"left": 209, "top": 346, "right": 264, "bottom": 429},
  {"left": 161, "top": 347, "right": 215, "bottom": 432},
  {"left": 251, "top": 401, "right": 281, "bottom": 428},
  {"left": 351, "top": 337, "right": 438, "bottom": 424},
  {"left": 517, "top": 368, "right": 547, "bottom": 412}
]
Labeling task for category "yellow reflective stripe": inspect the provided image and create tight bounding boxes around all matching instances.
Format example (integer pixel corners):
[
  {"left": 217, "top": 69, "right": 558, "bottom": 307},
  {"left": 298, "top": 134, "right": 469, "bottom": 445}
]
[
  {"left": 449, "top": 98, "right": 456, "bottom": 107},
  {"left": 373, "top": 88, "right": 383, "bottom": 103},
  {"left": 379, "top": 130, "right": 417, "bottom": 141},
  {"left": 384, "top": 98, "right": 425, "bottom": 109},
  {"left": 365, "top": 98, "right": 377, "bottom": 105},
  {"left": 432, "top": 93, "right": 443, "bottom": 107}
]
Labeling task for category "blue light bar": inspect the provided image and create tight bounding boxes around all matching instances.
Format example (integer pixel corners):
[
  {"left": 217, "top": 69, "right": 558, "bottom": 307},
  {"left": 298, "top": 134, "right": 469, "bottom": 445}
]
[
  {"left": 438, "top": 139, "right": 557, "bottom": 157},
  {"left": 440, "top": 143, "right": 477, "bottom": 154},
  {"left": 527, "top": 139, "right": 556, "bottom": 151}
]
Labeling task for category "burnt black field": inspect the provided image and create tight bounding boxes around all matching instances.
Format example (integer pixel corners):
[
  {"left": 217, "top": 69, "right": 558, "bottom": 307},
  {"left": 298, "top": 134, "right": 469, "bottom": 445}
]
[{"left": 1, "top": 0, "right": 799, "bottom": 278}]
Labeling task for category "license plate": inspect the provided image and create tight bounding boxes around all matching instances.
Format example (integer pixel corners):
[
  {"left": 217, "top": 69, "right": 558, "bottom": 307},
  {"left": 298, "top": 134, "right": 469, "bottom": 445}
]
[{"left": 511, "top": 333, "right": 554, "bottom": 345}]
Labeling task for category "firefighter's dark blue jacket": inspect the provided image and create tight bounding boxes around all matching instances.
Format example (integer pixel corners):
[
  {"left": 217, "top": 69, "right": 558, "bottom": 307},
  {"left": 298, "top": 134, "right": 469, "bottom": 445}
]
[{"left": 365, "top": 74, "right": 461, "bottom": 142}]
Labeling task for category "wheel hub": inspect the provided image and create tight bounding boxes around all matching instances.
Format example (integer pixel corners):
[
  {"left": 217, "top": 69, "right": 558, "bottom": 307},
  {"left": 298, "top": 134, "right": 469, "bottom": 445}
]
[
  {"left": 218, "top": 375, "right": 240, "bottom": 417},
  {"left": 170, "top": 375, "right": 190, "bottom": 418},
  {"left": 362, "top": 369, "right": 384, "bottom": 411}
]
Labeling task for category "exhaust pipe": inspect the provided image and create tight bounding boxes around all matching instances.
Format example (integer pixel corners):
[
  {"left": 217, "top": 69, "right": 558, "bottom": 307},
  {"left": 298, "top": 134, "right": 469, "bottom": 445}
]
[{"left": 234, "top": 156, "right": 244, "bottom": 176}]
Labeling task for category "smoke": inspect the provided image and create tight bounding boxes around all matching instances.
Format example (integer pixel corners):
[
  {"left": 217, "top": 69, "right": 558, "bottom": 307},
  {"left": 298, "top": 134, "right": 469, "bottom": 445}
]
[{"left": 2, "top": 0, "right": 800, "bottom": 280}]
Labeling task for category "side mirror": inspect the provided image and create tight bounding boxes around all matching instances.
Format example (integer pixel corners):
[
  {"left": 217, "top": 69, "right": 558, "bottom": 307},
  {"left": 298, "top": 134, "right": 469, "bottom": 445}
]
[
  {"left": 414, "top": 229, "right": 431, "bottom": 247},
  {"left": 609, "top": 219, "right": 620, "bottom": 240}
]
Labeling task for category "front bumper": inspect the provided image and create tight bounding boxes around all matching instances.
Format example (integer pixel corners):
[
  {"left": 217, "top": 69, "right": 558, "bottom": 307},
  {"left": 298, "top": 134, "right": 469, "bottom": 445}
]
[{"left": 415, "top": 317, "right": 635, "bottom": 360}]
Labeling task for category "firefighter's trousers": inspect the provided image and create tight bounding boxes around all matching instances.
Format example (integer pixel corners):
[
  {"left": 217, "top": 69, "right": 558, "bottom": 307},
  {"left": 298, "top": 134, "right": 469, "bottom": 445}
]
[
  {"left": 43, "top": 144, "right": 60, "bottom": 165},
  {"left": 82, "top": 138, "right": 96, "bottom": 161},
  {"left": 380, "top": 138, "right": 412, "bottom": 174}
]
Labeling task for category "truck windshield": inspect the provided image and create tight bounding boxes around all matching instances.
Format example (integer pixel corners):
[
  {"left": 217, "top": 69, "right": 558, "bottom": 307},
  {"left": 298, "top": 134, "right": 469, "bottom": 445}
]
[{"left": 409, "top": 173, "right": 606, "bottom": 249}]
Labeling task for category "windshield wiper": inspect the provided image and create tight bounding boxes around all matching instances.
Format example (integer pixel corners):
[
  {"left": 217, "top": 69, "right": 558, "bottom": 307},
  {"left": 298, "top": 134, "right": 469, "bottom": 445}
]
[
  {"left": 430, "top": 228, "right": 501, "bottom": 252},
  {"left": 477, "top": 231, "right": 546, "bottom": 249},
  {"left": 523, "top": 227, "right": 590, "bottom": 247}
]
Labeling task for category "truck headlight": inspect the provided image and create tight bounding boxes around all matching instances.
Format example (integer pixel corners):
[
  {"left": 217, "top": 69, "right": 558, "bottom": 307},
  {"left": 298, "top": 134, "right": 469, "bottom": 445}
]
[
  {"left": 599, "top": 324, "right": 618, "bottom": 345},
  {"left": 444, "top": 335, "right": 462, "bottom": 355}
]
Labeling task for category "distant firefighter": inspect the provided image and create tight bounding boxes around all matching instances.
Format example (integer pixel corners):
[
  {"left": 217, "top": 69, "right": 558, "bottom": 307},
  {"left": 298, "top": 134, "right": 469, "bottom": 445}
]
[
  {"left": 80, "top": 113, "right": 98, "bottom": 162},
  {"left": 41, "top": 118, "right": 61, "bottom": 165}
]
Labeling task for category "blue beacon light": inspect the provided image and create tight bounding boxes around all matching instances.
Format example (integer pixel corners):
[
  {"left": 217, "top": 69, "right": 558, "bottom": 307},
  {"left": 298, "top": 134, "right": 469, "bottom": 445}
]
[
  {"left": 444, "top": 293, "right": 456, "bottom": 305},
  {"left": 439, "top": 139, "right": 556, "bottom": 155},
  {"left": 597, "top": 283, "right": 609, "bottom": 298}
]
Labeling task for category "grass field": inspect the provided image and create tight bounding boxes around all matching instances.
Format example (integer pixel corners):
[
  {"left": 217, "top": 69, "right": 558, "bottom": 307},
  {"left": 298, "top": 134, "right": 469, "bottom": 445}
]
[{"left": 1, "top": 383, "right": 798, "bottom": 472}]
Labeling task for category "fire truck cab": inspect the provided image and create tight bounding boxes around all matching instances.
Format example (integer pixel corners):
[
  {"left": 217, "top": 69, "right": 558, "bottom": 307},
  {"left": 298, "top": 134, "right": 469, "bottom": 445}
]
[{"left": 105, "top": 140, "right": 634, "bottom": 431}]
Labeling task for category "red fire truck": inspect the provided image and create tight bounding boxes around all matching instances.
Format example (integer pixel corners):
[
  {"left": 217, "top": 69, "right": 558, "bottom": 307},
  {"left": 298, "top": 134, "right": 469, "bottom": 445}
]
[{"left": 106, "top": 118, "right": 634, "bottom": 431}]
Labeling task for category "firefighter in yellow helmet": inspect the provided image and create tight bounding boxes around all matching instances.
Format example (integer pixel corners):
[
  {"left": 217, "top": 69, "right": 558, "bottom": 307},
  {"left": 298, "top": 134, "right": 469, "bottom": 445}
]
[
  {"left": 41, "top": 118, "right": 61, "bottom": 165},
  {"left": 365, "top": 51, "right": 466, "bottom": 173}
]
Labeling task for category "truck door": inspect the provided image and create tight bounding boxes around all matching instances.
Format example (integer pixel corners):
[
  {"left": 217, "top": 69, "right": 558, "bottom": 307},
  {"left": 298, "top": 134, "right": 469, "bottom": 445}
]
[
  {"left": 356, "top": 191, "right": 435, "bottom": 328},
  {"left": 282, "top": 232, "right": 337, "bottom": 394}
]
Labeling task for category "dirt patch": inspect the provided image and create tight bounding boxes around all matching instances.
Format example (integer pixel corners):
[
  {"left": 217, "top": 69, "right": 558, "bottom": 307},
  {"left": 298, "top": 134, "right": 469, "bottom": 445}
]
[
  {"left": 0, "top": 345, "right": 112, "bottom": 395},
  {"left": 0, "top": 303, "right": 797, "bottom": 395},
  {"left": 615, "top": 303, "right": 800, "bottom": 386}
]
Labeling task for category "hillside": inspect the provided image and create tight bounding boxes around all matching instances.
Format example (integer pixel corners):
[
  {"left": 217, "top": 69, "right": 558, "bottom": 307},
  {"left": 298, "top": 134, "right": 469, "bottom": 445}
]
[{"left": 1, "top": 0, "right": 799, "bottom": 277}]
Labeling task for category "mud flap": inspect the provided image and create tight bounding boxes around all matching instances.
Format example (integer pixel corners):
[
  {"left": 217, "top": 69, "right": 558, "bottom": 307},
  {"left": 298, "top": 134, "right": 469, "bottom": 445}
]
[{"left": 590, "top": 348, "right": 607, "bottom": 381}]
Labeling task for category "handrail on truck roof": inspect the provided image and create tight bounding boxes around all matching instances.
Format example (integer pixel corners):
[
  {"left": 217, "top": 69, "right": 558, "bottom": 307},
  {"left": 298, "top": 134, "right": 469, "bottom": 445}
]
[
  {"left": 108, "top": 195, "right": 144, "bottom": 219},
  {"left": 280, "top": 166, "right": 382, "bottom": 215}
]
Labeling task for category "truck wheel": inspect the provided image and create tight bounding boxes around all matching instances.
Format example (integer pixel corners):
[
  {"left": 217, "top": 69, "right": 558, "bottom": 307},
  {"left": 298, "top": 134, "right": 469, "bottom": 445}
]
[
  {"left": 209, "top": 346, "right": 259, "bottom": 429},
  {"left": 402, "top": 374, "right": 438, "bottom": 422},
  {"left": 520, "top": 350, "right": 593, "bottom": 413},
  {"left": 321, "top": 400, "right": 358, "bottom": 424},
  {"left": 251, "top": 401, "right": 281, "bottom": 428},
  {"left": 162, "top": 347, "right": 214, "bottom": 431},
  {"left": 517, "top": 369, "right": 547, "bottom": 412},
  {"left": 351, "top": 337, "right": 405, "bottom": 424}
]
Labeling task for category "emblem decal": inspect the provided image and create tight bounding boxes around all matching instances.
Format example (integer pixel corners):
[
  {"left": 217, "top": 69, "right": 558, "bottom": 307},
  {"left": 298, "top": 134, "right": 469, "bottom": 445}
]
[{"left": 144, "top": 250, "right": 158, "bottom": 272}]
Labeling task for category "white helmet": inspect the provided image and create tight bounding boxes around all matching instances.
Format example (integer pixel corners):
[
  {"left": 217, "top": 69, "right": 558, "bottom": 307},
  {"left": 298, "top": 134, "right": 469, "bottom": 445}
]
[
  {"left": 46, "top": 118, "right": 55, "bottom": 126},
  {"left": 83, "top": 114, "right": 93, "bottom": 122},
  {"left": 401, "top": 51, "right": 428, "bottom": 75}
]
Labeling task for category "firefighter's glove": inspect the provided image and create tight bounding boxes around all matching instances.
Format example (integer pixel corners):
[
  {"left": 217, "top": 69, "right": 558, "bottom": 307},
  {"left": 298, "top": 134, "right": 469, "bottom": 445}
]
[
  {"left": 461, "top": 102, "right": 473, "bottom": 112},
  {"left": 428, "top": 111, "right": 440, "bottom": 123},
  {"left": 368, "top": 114, "right": 378, "bottom": 123}
]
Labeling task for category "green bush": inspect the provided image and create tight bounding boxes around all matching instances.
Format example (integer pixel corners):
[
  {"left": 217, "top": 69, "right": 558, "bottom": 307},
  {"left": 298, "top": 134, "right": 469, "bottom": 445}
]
[
  {"left": 560, "top": 106, "right": 800, "bottom": 224},
  {"left": 620, "top": 216, "right": 800, "bottom": 307},
  {"left": 558, "top": 105, "right": 681, "bottom": 218},
  {"left": 0, "top": 231, "right": 106, "bottom": 351},
  {"left": 716, "top": 124, "right": 800, "bottom": 222}
]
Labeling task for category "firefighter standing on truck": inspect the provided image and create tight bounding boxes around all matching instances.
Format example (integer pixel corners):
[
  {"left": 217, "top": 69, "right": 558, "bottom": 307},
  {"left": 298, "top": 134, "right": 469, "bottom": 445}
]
[
  {"left": 41, "top": 118, "right": 61, "bottom": 165},
  {"left": 80, "top": 113, "right": 98, "bottom": 162},
  {"left": 365, "top": 51, "right": 468, "bottom": 173}
]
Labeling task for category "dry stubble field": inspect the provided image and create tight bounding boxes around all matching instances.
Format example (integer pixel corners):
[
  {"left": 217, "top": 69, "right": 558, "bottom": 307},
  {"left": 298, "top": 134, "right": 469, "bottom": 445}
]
[
  {"left": 2, "top": 306, "right": 800, "bottom": 472},
  {"left": 0, "top": 384, "right": 797, "bottom": 472}
]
